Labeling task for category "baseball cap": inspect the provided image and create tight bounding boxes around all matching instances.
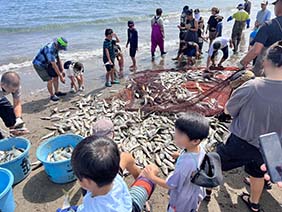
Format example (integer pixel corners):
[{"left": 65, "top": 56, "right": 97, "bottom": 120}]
[
  {"left": 237, "top": 3, "right": 244, "bottom": 9},
  {"left": 92, "top": 118, "right": 114, "bottom": 138},
  {"left": 261, "top": 0, "right": 268, "bottom": 4}
]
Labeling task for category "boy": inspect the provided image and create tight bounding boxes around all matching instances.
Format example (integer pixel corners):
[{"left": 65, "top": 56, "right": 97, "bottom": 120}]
[
  {"left": 126, "top": 20, "right": 138, "bottom": 70},
  {"left": 103, "top": 29, "right": 120, "bottom": 87},
  {"left": 64, "top": 136, "right": 156, "bottom": 212},
  {"left": 64, "top": 61, "right": 85, "bottom": 93},
  {"left": 143, "top": 112, "right": 210, "bottom": 212},
  {"left": 215, "top": 15, "right": 224, "bottom": 37},
  {"left": 177, "top": 41, "right": 200, "bottom": 67}
]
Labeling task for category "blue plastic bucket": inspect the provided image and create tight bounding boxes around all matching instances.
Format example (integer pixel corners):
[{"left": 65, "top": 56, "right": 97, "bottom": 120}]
[
  {"left": 0, "top": 167, "right": 15, "bottom": 212},
  {"left": 36, "top": 134, "right": 83, "bottom": 184},
  {"left": 0, "top": 137, "right": 31, "bottom": 184}
]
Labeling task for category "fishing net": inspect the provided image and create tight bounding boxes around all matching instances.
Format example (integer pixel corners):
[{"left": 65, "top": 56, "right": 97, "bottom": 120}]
[{"left": 112, "top": 66, "right": 240, "bottom": 116}]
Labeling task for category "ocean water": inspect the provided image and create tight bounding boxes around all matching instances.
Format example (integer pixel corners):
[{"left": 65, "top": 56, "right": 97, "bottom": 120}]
[{"left": 0, "top": 0, "right": 273, "bottom": 72}]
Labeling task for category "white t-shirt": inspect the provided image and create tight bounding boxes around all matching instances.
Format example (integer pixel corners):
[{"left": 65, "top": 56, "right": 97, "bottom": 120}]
[
  {"left": 77, "top": 175, "right": 132, "bottom": 212},
  {"left": 208, "top": 37, "right": 229, "bottom": 56}
]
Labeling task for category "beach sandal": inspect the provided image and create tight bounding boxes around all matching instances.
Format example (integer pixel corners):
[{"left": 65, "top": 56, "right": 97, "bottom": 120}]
[
  {"left": 55, "top": 91, "right": 67, "bottom": 97},
  {"left": 240, "top": 192, "right": 263, "bottom": 212},
  {"left": 111, "top": 80, "right": 120, "bottom": 84},
  {"left": 105, "top": 82, "right": 112, "bottom": 87},
  {"left": 243, "top": 177, "right": 272, "bottom": 190}
]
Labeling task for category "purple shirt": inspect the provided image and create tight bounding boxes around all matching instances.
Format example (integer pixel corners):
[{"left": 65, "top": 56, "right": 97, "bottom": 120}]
[{"left": 166, "top": 148, "right": 206, "bottom": 212}]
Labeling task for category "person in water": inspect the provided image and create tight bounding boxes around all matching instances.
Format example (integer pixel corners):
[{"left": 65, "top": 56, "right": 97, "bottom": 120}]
[{"left": 151, "top": 8, "right": 166, "bottom": 61}]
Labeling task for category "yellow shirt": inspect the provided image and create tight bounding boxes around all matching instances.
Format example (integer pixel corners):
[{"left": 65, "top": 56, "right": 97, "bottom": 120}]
[{"left": 232, "top": 10, "right": 250, "bottom": 22}]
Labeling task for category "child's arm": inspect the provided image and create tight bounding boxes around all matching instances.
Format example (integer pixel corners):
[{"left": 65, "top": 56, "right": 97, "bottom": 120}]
[
  {"left": 105, "top": 48, "right": 113, "bottom": 65},
  {"left": 143, "top": 165, "right": 170, "bottom": 189},
  {"left": 136, "top": 30, "right": 138, "bottom": 50},
  {"left": 114, "top": 33, "right": 120, "bottom": 43}
]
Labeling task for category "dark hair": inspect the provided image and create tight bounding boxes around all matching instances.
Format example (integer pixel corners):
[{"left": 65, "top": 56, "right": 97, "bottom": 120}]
[
  {"left": 156, "top": 8, "right": 162, "bottom": 16},
  {"left": 186, "top": 9, "right": 193, "bottom": 16},
  {"left": 213, "top": 41, "right": 221, "bottom": 50},
  {"left": 73, "top": 62, "right": 84, "bottom": 72},
  {"left": 105, "top": 28, "right": 113, "bottom": 37},
  {"left": 64, "top": 60, "right": 72, "bottom": 69},
  {"left": 194, "top": 9, "right": 200, "bottom": 13},
  {"left": 183, "top": 5, "right": 189, "bottom": 11},
  {"left": 1, "top": 71, "right": 20, "bottom": 88},
  {"left": 266, "top": 41, "right": 282, "bottom": 67},
  {"left": 175, "top": 112, "right": 209, "bottom": 141},
  {"left": 128, "top": 20, "right": 134, "bottom": 27},
  {"left": 71, "top": 136, "right": 120, "bottom": 187}
]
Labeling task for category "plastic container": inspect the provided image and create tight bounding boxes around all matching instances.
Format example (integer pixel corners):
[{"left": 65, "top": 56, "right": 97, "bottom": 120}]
[
  {"left": 0, "top": 137, "right": 31, "bottom": 184},
  {"left": 36, "top": 134, "right": 83, "bottom": 184},
  {"left": 0, "top": 167, "right": 15, "bottom": 212}
]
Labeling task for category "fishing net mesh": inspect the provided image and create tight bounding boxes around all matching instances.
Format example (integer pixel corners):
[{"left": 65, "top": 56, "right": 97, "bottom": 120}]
[{"left": 112, "top": 67, "right": 239, "bottom": 116}]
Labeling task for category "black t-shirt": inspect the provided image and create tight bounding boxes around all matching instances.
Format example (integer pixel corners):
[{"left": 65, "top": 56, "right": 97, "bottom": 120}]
[
  {"left": 254, "top": 16, "right": 282, "bottom": 47},
  {"left": 207, "top": 15, "right": 218, "bottom": 31}
]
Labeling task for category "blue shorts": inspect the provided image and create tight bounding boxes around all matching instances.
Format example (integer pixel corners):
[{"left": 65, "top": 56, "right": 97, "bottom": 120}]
[{"left": 185, "top": 48, "right": 196, "bottom": 57}]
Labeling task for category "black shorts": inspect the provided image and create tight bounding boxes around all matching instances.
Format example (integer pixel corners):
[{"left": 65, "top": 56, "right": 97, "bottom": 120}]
[
  {"left": 0, "top": 97, "right": 16, "bottom": 128},
  {"left": 216, "top": 134, "right": 265, "bottom": 178},
  {"left": 105, "top": 64, "right": 114, "bottom": 72},
  {"left": 211, "top": 46, "right": 229, "bottom": 60},
  {"left": 130, "top": 48, "right": 137, "bottom": 58}
]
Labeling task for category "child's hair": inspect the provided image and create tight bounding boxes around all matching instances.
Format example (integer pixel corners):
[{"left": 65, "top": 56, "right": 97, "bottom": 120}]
[
  {"left": 156, "top": 8, "right": 162, "bottom": 16},
  {"left": 266, "top": 41, "right": 282, "bottom": 68},
  {"left": 213, "top": 41, "right": 221, "bottom": 50},
  {"left": 175, "top": 112, "right": 209, "bottom": 141},
  {"left": 71, "top": 136, "right": 120, "bottom": 187},
  {"left": 128, "top": 20, "right": 134, "bottom": 28},
  {"left": 105, "top": 28, "right": 113, "bottom": 37},
  {"left": 73, "top": 62, "right": 84, "bottom": 72},
  {"left": 64, "top": 60, "right": 72, "bottom": 69}
]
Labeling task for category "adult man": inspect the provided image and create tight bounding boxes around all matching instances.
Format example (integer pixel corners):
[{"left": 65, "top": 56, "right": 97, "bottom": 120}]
[
  {"left": 151, "top": 8, "right": 166, "bottom": 61},
  {"left": 33, "top": 37, "right": 68, "bottom": 101},
  {"left": 244, "top": 0, "right": 252, "bottom": 14},
  {"left": 217, "top": 41, "right": 282, "bottom": 212},
  {"left": 255, "top": 1, "right": 271, "bottom": 28},
  {"left": 227, "top": 4, "right": 250, "bottom": 53},
  {"left": 0, "top": 71, "right": 28, "bottom": 139},
  {"left": 239, "top": 0, "right": 282, "bottom": 76},
  {"left": 206, "top": 37, "right": 233, "bottom": 69}
]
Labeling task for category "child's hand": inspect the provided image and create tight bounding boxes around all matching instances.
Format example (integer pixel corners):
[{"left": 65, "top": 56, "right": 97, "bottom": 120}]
[
  {"left": 143, "top": 164, "right": 159, "bottom": 180},
  {"left": 171, "top": 151, "right": 180, "bottom": 160},
  {"left": 109, "top": 61, "right": 113, "bottom": 65}
]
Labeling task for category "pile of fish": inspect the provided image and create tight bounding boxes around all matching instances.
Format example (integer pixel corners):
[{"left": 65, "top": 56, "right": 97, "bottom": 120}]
[
  {"left": 40, "top": 91, "right": 230, "bottom": 175},
  {"left": 47, "top": 146, "right": 74, "bottom": 162},
  {"left": 0, "top": 146, "right": 25, "bottom": 164},
  {"left": 126, "top": 69, "right": 232, "bottom": 117}
]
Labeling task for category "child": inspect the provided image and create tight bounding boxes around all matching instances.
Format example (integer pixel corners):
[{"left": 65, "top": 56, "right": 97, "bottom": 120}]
[
  {"left": 144, "top": 112, "right": 210, "bottom": 212},
  {"left": 64, "top": 61, "right": 85, "bottom": 93},
  {"left": 59, "top": 136, "right": 156, "bottom": 212},
  {"left": 112, "top": 33, "right": 124, "bottom": 78},
  {"left": 177, "top": 41, "right": 200, "bottom": 68},
  {"left": 126, "top": 20, "right": 138, "bottom": 70},
  {"left": 206, "top": 7, "right": 220, "bottom": 47},
  {"left": 103, "top": 29, "right": 120, "bottom": 87},
  {"left": 215, "top": 15, "right": 224, "bottom": 37}
]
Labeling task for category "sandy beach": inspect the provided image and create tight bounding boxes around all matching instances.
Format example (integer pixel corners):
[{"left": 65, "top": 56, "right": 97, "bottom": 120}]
[{"left": 0, "top": 43, "right": 278, "bottom": 212}]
